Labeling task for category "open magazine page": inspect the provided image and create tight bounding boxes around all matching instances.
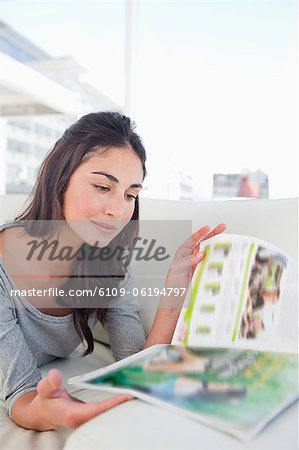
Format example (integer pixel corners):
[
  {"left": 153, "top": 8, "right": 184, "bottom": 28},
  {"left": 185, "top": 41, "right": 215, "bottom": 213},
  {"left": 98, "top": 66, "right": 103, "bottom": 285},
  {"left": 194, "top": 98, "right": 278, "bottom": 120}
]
[
  {"left": 172, "top": 234, "right": 298, "bottom": 353},
  {"left": 68, "top": 345, "right": 298, "bottom": 442}
]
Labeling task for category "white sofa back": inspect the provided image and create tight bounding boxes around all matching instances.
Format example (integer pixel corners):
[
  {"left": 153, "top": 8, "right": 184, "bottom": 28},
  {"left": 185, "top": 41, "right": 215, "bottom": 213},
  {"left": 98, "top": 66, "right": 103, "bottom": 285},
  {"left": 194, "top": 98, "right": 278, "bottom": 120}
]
[{"left": 139, "top": 197, "right": 298, "bottom": 259}]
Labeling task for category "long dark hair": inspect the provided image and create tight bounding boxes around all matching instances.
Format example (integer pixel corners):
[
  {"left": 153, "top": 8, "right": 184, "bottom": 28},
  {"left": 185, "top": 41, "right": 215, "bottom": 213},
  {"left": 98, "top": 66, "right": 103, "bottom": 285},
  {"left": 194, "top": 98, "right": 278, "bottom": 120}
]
[{"left": 16, "top": 111, "right": 147, "bottom": 355}]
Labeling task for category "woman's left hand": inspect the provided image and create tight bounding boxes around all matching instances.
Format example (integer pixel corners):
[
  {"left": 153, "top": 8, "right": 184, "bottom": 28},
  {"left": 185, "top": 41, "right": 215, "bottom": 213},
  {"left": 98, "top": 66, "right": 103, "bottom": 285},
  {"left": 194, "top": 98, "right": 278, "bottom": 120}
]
[{"left": 164, "top": 223, "right": 226, "bottom": 306}]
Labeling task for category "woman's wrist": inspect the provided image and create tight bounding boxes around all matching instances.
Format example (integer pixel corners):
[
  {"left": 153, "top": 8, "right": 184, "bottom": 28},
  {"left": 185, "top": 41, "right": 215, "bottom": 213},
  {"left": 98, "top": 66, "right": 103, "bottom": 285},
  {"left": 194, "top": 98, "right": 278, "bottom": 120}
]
[
  {"left": 144, "top": 296, "right": 182, "bottom": 348},
  {"left": 11, "top": 390, "right": 46, "bottom": 431},
  {"left": 11, "top": 390, "right": 59, "bottom": 431}
]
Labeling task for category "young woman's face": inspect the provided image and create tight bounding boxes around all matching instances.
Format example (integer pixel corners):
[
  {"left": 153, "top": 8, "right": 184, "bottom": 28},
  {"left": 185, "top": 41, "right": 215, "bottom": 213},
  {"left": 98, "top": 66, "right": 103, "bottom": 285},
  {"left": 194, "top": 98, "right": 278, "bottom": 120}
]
[{"left": 63, "top": 147, "right": 144, "bottom": 247}]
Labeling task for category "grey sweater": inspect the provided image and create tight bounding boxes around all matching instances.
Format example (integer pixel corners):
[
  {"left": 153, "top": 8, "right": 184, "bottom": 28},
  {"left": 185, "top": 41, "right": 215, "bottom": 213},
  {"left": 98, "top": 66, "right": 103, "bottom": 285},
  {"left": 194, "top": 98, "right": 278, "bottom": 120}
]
[{"left": 0, "top": 222, "right": 146, "bottom": 417}]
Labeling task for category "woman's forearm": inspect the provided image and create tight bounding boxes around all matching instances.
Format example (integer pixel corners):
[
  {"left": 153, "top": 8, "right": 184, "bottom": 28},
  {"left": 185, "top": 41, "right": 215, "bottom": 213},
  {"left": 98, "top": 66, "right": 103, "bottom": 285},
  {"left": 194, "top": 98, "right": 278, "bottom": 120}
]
[{"left": 144, "top": 303, "right": 181, "bottom": 348}]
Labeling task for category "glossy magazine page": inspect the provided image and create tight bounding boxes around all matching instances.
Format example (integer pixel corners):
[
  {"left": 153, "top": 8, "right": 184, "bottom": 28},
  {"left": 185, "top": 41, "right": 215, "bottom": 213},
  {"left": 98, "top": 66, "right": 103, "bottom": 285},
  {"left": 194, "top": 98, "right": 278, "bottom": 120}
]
[
  {"left": 68, "top": 345, "right": 298, "bottom": 442},
  {"left": 172, "top": 234, "right": 298, "bottom": 353}
]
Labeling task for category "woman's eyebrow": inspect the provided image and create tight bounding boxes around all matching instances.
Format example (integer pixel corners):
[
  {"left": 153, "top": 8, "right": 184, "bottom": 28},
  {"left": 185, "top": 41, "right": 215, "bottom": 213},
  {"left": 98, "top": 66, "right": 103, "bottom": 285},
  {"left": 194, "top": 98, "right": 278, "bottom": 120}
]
[{"left": 91, "top": 171, "right": 143, "bottom": 189}]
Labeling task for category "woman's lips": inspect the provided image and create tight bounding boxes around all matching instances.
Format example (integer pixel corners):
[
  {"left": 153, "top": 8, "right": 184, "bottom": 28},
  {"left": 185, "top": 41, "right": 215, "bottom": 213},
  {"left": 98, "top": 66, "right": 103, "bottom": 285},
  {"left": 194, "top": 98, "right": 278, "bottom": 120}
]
[{"left": 91, "top": 220, "right": 118, "bottom": 234}]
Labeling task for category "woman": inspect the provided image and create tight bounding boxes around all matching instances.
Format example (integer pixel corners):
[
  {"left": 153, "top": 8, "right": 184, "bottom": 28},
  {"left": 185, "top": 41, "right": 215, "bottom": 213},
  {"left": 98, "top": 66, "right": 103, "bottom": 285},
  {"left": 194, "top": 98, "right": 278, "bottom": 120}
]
[{"left": 0, "top": 111, "right": 225, "bottom": 431}]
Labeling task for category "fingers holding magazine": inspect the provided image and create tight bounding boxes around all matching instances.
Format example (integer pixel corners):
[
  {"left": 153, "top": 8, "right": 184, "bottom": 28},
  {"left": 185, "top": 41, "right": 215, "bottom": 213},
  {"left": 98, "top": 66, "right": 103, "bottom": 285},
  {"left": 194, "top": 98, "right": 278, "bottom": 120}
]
[{"left": 163, "top": 223, "right": 226, "bottom": 307}]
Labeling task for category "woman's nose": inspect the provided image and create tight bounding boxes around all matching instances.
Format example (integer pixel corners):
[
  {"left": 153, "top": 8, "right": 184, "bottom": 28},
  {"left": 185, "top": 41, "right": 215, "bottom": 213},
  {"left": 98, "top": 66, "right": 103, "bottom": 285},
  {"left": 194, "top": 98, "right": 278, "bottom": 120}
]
[{"left": 103, "top": 194, "right": 125, "bottom": 219}]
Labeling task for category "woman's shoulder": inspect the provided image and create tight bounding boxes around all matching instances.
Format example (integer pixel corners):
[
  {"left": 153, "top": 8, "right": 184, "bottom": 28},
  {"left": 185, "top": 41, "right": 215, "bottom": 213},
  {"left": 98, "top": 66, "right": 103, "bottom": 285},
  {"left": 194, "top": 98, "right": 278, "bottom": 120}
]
[
  {"left": 0, "top": 221, "right": 25, "bottom": 232},
  {"left": 0, "top": 221, "right": 26, "bottom": 256}
]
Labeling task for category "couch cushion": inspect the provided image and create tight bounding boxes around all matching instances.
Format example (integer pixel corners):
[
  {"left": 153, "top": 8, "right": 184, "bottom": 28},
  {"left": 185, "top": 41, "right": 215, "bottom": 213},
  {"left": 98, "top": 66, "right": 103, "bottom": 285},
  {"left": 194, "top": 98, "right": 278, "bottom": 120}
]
[{"left": 63, "top": 395, "right": 299, "bottom": 450}]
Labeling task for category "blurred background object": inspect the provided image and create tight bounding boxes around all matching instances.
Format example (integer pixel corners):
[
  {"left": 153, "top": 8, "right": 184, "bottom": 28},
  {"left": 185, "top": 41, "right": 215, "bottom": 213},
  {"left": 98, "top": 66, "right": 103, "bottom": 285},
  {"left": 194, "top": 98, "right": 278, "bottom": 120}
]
[{"left": 213, "top": 170, "right": 269, "bottom": 200}]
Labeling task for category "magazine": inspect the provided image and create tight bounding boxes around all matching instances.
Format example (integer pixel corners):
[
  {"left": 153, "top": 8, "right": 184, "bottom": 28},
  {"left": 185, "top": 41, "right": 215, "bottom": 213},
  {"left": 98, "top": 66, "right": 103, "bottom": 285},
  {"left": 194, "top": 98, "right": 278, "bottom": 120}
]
[
  {"left": 68, "top": 345, "right": 298, "bottom": 442},
  {"left": 68, "top": 234, "right": 298, "bottom": 442},
  {"left": 172, "top": 234, "right": 298, "bottom": 353}
]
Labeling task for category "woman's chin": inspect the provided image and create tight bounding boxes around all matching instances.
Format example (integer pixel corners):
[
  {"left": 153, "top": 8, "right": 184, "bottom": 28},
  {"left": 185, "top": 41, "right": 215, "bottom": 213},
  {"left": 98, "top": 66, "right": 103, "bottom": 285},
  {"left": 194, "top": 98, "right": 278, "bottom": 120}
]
[
  {"left": 65, "top": 220, "right": 126, "bottom": 251},
  {"left": 80, "top": 229, "right": 118, "bottom": 248},
  {"left": 84, "top": 235, "right": 115, "bottom": 248}
]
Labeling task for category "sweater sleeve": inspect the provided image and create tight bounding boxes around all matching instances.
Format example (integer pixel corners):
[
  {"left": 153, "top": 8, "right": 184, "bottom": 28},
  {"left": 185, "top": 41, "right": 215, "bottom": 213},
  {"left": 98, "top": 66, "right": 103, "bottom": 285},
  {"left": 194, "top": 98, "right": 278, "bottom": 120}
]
[
  {"left": 0, "top": 283, "right": 42, "bottom": 417},
  {"left": 103, "top": 268, "right": 146, "bottom": 361}
]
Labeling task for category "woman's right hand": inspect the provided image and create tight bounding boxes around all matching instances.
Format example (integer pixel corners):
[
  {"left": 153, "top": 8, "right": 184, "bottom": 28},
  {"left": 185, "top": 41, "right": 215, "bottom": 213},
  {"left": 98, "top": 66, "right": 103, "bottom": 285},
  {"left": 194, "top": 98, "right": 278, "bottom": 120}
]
[{"left": 12, "top": 369, "right": 133, "bottom": 431}]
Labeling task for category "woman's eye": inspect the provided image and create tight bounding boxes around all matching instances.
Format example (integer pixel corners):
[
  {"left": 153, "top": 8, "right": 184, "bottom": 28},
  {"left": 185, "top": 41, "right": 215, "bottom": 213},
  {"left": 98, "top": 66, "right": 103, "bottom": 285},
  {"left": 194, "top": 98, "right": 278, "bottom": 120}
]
[
  {"left": 125, "top": 194, "right": 137, "bottom": 201},
  {"left": 94, "top": 185, "right": 109, "bottom": 192}
]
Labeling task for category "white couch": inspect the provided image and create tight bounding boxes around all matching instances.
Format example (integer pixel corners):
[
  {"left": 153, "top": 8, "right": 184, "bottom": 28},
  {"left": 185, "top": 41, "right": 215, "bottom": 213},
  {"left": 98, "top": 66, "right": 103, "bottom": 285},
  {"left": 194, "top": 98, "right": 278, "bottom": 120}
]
[{"left": 0, "top": 196, "right": 298, "bottom": 450}]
